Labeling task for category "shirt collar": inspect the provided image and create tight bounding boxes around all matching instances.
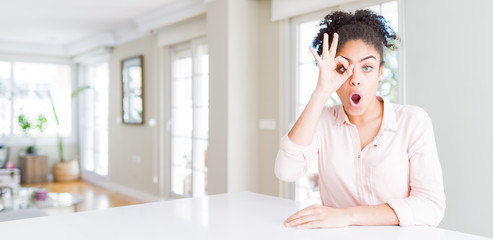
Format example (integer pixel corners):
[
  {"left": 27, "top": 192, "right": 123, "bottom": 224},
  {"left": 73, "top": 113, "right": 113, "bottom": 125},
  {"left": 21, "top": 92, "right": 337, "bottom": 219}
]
[{"left": 335, "top": 96, "right": 397, "bottom": 132}]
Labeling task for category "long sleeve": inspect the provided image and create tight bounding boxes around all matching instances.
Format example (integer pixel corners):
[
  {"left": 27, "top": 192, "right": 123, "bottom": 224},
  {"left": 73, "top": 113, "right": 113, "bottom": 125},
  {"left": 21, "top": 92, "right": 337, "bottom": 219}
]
[
  {"left": 387, "top": 112, "right": 446, "bottom": 227},
  {"left": 274, "top": 131, "right": 320, "bottom": 182}
]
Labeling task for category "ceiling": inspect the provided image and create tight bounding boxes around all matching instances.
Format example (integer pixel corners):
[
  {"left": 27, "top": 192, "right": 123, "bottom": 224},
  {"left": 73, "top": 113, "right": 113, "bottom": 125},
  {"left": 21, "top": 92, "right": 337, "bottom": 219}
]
[{"left": 0, "top": 0, "right": 177, "bottom": 47}]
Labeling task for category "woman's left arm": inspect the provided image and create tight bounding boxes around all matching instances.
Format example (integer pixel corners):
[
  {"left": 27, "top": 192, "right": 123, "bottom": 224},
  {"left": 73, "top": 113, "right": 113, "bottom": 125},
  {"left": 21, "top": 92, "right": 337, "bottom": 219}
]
[{"left": 386, "top": 110, "right": 446, "bottom": 226}]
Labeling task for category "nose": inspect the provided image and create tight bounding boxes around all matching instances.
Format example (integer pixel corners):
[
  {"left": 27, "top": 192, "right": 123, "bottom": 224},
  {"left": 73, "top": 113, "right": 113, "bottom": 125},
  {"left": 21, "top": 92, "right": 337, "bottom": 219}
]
[{"left": 349, "top": 70, "right": 361, "bottom": 86}]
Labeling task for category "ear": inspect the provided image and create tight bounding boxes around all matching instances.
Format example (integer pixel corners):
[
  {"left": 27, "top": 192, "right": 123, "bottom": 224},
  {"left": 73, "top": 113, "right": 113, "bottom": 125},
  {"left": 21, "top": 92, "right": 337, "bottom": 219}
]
[{"left": 378, "top": 64, "right": 384, "bottom": 80}]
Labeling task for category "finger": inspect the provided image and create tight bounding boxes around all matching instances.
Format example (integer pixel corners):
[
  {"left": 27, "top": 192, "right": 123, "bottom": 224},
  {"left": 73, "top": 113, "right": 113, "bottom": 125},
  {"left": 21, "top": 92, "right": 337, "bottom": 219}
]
[
  {"left": 285, "top": 205, "right": 320, "bottom": 224},
  {"left": 287, "top": 215, "right": 318, "bottom": 227},
  {"left": 342, "top": 64, "right": 354, "bottom": 79},
  {"left": 329, "top": 33, "right": 339, "bottom": 59},
  {"left": 284, "top": 210, "right": 311, "bottom": 225},
  {"left": 334, "top": 56, "right": 349, "bottom": 69},
  {"left": 322, "top": 33, "right": 329, "bottom": 59},
  {"left": 297, "top": 221, "right": 321, "bottom": 230},
  {"left": 309, "top": 47, "right": 322, "bottom": 63}
]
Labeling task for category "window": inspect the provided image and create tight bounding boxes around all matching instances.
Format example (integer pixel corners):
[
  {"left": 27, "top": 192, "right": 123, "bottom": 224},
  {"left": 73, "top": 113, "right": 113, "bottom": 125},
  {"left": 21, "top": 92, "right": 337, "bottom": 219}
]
[
  {"left": 290, "top": 1, "right": 399, "bottom": 203},
  {"left": 79, "top": 61, "right": 109, "bottom": 177},
  {"left": 169, "top": 38, "right": 209, "bottom": 197},
  {"left": 0, "top": 60, "right": 72, "bottom": 139},
  {"left": 0, "top": 61, "right": 12, "bottom": 136}
]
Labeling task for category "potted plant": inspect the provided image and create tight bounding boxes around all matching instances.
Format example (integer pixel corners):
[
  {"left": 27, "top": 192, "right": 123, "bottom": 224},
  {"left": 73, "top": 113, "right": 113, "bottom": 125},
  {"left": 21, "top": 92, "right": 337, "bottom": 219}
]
[
  {"left": 50, "top": 86, "right": 90, "bottom": 182},
  {"left": 17, "top": 114, "right": 48, "bottom": 155}
]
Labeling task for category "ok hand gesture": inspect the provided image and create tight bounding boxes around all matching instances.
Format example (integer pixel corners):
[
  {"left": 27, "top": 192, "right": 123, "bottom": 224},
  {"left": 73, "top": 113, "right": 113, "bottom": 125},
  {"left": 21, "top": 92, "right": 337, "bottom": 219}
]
[{"left": 309, "top": 33, "right": 354, "bottom": 97}]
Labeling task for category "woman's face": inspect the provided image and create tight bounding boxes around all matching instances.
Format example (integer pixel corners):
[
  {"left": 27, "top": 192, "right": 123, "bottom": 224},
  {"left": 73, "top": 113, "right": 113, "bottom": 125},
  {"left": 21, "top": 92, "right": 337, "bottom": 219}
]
[{"left": 335, "top": 39, "right": 384, "bottom": 117}]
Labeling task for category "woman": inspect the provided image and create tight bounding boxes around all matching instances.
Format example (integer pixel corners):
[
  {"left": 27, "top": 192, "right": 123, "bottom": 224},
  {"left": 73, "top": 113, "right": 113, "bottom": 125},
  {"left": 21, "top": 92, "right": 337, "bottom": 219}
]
[{"left": 275, "top": 10, "right": 445, "bottom": 229}]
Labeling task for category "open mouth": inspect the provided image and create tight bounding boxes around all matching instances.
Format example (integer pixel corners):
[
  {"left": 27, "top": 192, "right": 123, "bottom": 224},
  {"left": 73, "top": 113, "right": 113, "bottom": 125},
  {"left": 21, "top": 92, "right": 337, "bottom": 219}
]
[{"left": 349, "top": 93, "right": 362, "bottom": 107}]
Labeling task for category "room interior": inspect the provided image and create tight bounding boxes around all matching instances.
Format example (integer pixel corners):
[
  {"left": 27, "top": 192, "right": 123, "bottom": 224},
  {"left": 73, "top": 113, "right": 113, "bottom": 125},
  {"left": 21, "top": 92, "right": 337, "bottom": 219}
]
[{"left": 0, "top": 0, "right": 492, "bottom": 238}]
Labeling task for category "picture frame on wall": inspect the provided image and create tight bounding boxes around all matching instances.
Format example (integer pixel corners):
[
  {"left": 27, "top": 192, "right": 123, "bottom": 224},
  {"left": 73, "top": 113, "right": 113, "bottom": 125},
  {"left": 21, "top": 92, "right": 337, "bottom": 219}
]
[{"left": 121, "top": 55, "right": 144, "bottom": 125}]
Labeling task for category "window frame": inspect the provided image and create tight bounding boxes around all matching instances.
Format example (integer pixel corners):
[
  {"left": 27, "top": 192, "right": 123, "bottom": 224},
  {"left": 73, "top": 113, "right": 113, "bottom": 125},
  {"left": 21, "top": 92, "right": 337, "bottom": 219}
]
[
  {"left": 167, "top": 36, "right": 209, "bottom": 199},
  {"left": 0, "top": 56, "right": 77, "bottom": 147},
  {"left": 77, "top": 55, "right": 110, "bottom": 180}
]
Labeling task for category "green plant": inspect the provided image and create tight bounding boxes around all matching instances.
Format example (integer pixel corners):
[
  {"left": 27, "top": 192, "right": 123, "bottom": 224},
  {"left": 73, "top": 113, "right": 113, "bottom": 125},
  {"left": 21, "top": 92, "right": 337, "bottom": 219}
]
[
  {"left": 17, "top": 114, "right": 48, "bottom": 155},
  {"left": 18, "top": 115, "right": 32, "bottom": 134},
  {"left": 35, "top": 114, "right": 48, "bottom": 132},
  {"left": 18, "top": 114, "right": 48, "bottom": 135},
  {"left": 49, "top": 85, "right": 90, "bottom": 162}
]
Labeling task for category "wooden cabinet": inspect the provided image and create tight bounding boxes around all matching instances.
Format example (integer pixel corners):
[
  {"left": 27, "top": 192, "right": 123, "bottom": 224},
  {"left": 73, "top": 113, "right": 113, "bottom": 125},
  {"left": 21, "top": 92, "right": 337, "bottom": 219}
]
[{"left": 18, "top": 155, "right": 49, "bottom": 184}]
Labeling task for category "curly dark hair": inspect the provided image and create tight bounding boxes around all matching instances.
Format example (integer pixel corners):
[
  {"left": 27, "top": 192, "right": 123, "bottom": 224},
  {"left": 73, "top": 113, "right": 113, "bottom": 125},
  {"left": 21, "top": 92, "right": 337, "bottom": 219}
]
[{"left": 312, "top": 9, "right": 397, "bottom": 65}]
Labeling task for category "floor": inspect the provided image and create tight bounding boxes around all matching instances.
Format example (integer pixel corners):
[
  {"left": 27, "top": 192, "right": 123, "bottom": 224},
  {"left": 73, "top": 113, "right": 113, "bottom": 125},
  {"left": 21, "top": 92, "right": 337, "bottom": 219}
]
[{"left": 23, "top": 180, "right": 146, "bottom": 213}]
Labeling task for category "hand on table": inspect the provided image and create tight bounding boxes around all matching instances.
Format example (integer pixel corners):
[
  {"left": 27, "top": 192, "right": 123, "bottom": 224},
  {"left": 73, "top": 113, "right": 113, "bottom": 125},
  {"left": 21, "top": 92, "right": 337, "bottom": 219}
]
[{"left": 284, "top": 204, "right": 351, "bottom": 229}]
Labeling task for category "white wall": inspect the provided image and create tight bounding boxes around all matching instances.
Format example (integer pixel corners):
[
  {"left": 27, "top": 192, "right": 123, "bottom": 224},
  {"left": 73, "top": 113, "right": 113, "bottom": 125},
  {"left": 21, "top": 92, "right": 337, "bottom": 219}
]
[
  {"left": 258, "top": 0, "right": 281, "bottom": 196},
  {"left": 206, "top": 0, "right": 229, "bottom": 194},
  {"left": 108, "top": 35, "right": 161, "bottom": 197},
  {"left": 157, "top": 15, "right": 207, "bottom": 47},
  {"left": 403, "top": 0, "right": 493, "bottom": 237},
  {"left": 207, "top": 0, "right": 260, "bottom": 194},
  {"left": 226, "top": 0, "right": 260, "bottom": 193}
]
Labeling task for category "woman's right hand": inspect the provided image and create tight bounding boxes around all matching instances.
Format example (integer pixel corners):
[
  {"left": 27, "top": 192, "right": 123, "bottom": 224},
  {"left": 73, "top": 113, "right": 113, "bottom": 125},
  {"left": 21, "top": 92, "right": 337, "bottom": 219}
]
[{"left": 309, "top": 33, "right": 354, "bottom": 98}]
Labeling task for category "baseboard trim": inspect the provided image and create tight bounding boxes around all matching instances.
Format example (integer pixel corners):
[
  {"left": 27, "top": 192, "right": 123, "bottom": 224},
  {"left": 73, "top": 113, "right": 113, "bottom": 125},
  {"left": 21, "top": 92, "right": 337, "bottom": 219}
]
[{"left": 81, "top": 173, "right": 164, "bottom": 203}]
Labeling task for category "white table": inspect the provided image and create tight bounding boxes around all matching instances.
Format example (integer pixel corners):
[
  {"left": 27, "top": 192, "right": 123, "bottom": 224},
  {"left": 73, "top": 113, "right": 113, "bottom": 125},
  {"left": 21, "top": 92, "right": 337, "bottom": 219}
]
[{"left": 0, "top": 192, "right": 490, "bottom": 239}]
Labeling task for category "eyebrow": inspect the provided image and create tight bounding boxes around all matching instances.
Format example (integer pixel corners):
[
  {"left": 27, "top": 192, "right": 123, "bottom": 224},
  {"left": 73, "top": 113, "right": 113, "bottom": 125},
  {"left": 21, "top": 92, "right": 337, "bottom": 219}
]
[{"left": 340, "top": 55, "right": 377, "bottom": 62}]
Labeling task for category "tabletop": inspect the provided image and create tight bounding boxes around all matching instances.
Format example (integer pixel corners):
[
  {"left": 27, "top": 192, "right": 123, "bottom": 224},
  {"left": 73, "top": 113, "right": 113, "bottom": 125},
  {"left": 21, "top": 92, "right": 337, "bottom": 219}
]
[{"left": 0, "top": 192, "right": 490, "bottom": 240}]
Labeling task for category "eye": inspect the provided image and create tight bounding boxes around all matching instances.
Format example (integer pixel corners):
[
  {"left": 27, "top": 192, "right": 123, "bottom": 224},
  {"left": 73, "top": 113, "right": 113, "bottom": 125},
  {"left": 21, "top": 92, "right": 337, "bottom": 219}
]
[
  {"left": 363, "top": 66, "right": 373, "bottom": 72},
  {"left": 337, "top": 66, "right": 347, "bottom": 73}
]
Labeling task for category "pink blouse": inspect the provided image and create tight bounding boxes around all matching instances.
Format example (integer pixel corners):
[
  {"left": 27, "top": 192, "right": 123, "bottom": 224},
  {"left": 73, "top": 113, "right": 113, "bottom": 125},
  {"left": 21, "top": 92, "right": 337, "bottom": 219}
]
[{"left": 275, "top": 97, "right": 446, "bottom": 226}]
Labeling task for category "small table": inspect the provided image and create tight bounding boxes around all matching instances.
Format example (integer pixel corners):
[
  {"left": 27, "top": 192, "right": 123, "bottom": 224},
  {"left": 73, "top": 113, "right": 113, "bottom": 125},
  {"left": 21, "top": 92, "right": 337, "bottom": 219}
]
[
  {"left": 32, "top": 192, "right": 83, "bottom": 211},
  {"left": 0, "top": 187, "right": 83, "bottom": 221}
]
